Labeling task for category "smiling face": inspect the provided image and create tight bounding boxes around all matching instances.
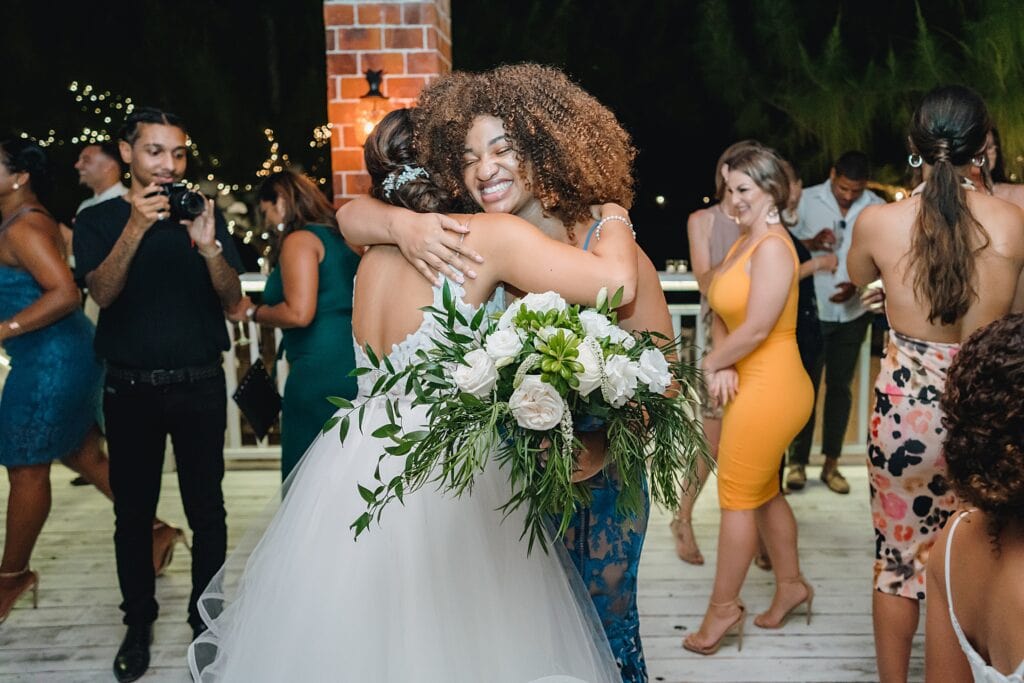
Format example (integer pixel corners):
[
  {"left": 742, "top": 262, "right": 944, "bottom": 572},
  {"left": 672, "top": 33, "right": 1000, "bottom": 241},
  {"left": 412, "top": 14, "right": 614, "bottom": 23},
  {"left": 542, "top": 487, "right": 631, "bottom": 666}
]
[
  {"left": 726, "top": 169, "right": 775, "bottom": 229},
  {"left": 74, "top": 145, "right": 117, "bottom": 192},
  {"left": 461, "top": 115, "right": 539, "bottom": 217},
  {"left": 119, "top": 122, "right": 188, "bottom": 188}
]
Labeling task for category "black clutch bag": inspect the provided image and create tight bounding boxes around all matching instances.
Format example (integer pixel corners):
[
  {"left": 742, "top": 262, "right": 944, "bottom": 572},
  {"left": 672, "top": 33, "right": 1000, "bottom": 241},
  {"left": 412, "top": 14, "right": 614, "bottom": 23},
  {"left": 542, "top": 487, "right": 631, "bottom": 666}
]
[{"left": 232, "top": 358, "right": 282, "bottom": 440}]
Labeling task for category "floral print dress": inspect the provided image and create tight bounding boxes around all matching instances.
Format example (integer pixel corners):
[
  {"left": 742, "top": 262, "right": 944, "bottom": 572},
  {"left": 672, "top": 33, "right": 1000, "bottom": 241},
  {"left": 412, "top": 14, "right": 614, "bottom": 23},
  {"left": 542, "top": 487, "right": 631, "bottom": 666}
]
[{"left": 868, "top": 331, "right": 959, "bottom": 600}]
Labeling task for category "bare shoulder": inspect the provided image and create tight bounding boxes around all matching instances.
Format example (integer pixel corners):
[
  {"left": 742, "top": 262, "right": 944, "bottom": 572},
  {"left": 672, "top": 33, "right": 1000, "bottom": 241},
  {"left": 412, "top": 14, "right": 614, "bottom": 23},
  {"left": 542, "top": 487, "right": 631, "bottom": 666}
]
[
  {"left": 280, "top": 228, "right": 324, "bottom": 256},
  {"left": 972, "top": 194, "right": 1024, "bottom": 256},
  {"left": 687, "top": 207, "right": 714, "bottom": 232},
  {"left": 752, "top": 230, "right": 794, "bottom": 262},
  {"left": 5, "top": 210, "right": 59, "bottom": 245},
  {"left": 457, "top": 212, "right": 540, "bottom": 251}
]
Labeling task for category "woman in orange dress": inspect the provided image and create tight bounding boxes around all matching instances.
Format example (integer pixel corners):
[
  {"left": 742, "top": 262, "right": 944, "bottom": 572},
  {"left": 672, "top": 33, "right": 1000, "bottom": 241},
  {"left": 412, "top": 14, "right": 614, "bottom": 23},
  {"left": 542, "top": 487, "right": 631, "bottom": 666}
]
[{"left": 683, "top": 145, "right": 815, "bottom": 655}]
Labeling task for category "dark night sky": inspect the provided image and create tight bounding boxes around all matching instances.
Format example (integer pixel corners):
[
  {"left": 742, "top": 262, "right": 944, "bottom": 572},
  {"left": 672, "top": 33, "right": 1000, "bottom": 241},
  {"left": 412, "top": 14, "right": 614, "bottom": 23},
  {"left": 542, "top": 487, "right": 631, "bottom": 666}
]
[{"left": 2, "top": 0, "right": 967, "bottom": 263}]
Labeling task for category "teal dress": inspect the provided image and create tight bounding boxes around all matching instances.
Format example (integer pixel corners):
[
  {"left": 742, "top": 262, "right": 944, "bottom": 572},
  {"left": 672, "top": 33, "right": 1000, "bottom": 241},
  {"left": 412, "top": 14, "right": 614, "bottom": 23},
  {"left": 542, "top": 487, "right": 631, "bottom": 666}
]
[
  {"left": 0, "top": 266, "right": 102, "bottom": 467},
  {"left": 263, "top": 225, "right": 360, "bottom": 480}
]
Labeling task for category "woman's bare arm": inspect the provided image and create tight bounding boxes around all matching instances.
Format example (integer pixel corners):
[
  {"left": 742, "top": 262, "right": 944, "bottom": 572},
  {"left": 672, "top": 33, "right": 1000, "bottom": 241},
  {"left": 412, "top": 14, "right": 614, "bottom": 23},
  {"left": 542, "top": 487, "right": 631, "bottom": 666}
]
[
  {"left": 847, "top": 204, "right": 882, "bottom": 287},
  {"left": 255, "top": 231, "right": 322, "bottom": 329},
  {"left": 0, "top": 216, "right": 80, "bottom": 342},
  {"left": 335, "top": 195, "right": 480, "bottom": 283},
  {"left": 687, "top": 209, "right": 716, "bottom": 294},
  {"left": 478, "top": 209, "right": 639, "bottom": 306}
]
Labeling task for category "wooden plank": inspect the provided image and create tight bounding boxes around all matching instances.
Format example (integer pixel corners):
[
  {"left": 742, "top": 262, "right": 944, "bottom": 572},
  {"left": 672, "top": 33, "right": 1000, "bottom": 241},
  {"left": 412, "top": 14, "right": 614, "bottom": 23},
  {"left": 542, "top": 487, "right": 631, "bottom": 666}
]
[{"left": 0, "top": 462, "right": 921, "bottom": 681}]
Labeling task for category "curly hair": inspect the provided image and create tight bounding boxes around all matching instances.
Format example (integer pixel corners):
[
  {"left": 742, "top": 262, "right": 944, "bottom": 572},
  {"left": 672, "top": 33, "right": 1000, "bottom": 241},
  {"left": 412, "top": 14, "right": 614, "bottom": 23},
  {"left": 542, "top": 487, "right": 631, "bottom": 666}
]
[
  {"left": 364, "top": 108, "right": 451, "bottom": 214},
  {"left": 416, "top": 64, "right": 636, "bottom": 241},
  {"left": 941, "top": 313, "right": 1024, "bottom": 545}
]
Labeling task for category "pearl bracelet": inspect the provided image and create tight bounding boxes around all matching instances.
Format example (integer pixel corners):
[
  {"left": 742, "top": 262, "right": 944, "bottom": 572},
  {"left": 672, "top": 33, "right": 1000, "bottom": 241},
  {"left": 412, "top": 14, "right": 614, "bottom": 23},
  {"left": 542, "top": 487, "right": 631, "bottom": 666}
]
[{"left": 592, "top": 215, "right": 636, "bottom": 242}]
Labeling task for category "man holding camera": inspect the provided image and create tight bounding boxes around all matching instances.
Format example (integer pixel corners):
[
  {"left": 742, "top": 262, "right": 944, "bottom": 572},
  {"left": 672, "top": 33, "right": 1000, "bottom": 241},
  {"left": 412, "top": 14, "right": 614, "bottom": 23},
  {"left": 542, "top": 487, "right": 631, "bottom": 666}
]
[{"left": 74, "top": 107, "right": 243, "bottom": 683}]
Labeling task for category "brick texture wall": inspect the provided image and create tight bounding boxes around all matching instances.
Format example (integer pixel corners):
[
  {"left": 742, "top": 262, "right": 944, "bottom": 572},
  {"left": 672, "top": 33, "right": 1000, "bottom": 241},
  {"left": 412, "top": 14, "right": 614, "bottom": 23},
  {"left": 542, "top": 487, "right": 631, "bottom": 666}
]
[{"left": 324, "top": 0, "right": 452, "bottom": 205}]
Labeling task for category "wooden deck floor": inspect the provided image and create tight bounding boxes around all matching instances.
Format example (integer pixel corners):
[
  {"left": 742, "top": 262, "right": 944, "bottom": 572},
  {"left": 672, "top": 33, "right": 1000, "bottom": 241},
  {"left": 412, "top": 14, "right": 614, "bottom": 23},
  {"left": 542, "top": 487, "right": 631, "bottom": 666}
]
[{"left": 0, "top": 460, "right": 922, "bottom": 682}]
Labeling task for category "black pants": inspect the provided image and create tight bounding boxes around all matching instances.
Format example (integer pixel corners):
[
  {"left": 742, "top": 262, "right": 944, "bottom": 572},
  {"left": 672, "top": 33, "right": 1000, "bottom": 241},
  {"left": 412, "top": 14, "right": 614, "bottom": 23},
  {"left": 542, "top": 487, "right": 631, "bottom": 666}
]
[
  {"left": 104, "top": 371, "right": 227, "bottom": 628},
  {"left": 788, "top": 313, "right": 871, "bottom": 466}
]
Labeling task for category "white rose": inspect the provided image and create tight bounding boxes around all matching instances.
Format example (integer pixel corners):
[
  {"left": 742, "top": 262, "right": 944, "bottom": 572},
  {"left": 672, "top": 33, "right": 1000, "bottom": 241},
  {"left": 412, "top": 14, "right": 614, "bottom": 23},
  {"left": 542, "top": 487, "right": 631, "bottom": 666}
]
[
  {"left": 636, "top": 348, "right": 672, "bottom": 394},
  {"left": 497, "top": 303, "right": 520, "bottom": 331},
  {"left": 609, "top": 326, "right": 636, "bottom": 350},
  {"left": 575, "top": 338, "right": 603, "bottom": 397},
  {"left": 579, "top": 310, "right": 614, "bottom": 340},
  {"left": 595, "top": 287, "right": 608, "bottom": 310},
  {"left": 484, "top": 328, "right": 524, "bottom": 368},
  {"left": 508, "top": 375, "right": 565, "bottom": 430},
  {"left": 602, "top": 354, "right": 639, "bottom": 408},
  {"left": 452, "top": 349, "right": 498, "bottom": 398},
  {"left": 518, "top": 291, "right": 567, "bottom": 315}
]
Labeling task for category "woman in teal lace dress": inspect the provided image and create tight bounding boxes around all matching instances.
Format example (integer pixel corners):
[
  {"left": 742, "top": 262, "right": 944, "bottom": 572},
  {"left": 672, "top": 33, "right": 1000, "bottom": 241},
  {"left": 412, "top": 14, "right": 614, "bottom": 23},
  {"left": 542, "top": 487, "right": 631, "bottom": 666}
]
[
  {"left": 337, "top": 66, "right": 657, "bottom": 682},
  {"left": 229, "top": 170, "right": 360, "bottom": 480},
  {"left": 0, "top": 139, "right": 104, "bottom": 621}
]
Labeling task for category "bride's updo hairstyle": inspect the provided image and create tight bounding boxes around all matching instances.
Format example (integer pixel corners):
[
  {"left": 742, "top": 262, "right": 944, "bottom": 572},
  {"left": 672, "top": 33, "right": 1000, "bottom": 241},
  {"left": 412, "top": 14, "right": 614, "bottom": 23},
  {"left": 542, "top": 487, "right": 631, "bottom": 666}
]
[
  {"left": 940, "top": 313, "right": 1024, "bottom": 545},
  {"left": 720, "top": 143, "right": 795, "bottom": 227},
  {"left": 363, "top": 108, "right": 450, "bottom": 214},
  {"left": 909, "top": 85, "right": 992, "bottom": 325}
]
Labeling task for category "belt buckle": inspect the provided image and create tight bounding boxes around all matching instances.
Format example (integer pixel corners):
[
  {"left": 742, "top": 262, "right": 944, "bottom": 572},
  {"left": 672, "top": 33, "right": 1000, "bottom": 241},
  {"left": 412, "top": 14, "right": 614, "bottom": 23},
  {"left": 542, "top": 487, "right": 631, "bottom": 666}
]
[{"left": 148, "top": 369, "right": 173, "bottom": 385}]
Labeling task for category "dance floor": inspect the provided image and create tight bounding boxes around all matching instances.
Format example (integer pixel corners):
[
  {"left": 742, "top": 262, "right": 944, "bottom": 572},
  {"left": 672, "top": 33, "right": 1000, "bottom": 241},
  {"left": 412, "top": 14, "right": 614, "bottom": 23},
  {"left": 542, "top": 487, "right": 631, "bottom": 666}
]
[{"left": 0, "top": 458, "right": 922, "bottom": 682}]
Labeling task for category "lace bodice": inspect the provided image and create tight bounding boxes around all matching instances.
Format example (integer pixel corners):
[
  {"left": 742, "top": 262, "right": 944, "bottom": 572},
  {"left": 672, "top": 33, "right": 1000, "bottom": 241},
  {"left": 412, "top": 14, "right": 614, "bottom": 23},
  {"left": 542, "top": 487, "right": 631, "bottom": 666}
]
[{"left": 353, "top": 278, "right": 478, "bottom": 398}]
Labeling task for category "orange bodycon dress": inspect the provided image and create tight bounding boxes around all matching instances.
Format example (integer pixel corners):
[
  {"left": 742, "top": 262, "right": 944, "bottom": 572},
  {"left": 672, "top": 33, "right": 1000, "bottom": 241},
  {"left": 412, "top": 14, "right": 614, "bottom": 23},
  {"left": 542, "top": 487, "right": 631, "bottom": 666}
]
[{"left": 707, "top": 231, "right": 814, "bottom": 510}]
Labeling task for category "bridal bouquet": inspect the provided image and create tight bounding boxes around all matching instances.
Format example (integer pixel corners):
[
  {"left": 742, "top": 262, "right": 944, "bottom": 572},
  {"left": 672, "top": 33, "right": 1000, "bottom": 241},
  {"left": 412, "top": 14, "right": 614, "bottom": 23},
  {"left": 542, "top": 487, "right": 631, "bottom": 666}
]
[{"left": 329, "top": 285, "right": 709, "bottom": 551}]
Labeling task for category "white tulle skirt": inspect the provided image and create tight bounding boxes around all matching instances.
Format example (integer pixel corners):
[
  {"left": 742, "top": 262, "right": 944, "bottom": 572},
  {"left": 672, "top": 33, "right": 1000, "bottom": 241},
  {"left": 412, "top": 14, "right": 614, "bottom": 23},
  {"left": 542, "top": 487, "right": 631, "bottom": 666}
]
[{"left": 188, "top": 395, "right": 619, "bottom": 682}]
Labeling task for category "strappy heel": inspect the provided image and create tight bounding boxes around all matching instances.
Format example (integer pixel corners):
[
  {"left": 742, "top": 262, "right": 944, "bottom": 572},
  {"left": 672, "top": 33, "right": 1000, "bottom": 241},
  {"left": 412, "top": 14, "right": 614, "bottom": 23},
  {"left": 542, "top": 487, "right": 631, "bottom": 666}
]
[
  {"left": 0, "top": 567, "right": 39, "bottom": 623},
  {"left": 153, "top": 522, "right": 190, "bottom": 577},
  {"left": 754, "top": 575, "right": 814, "bottom": 629},
  {"left": 669, "top": 516, "right": 704, "bottom": 565},
  {"left": 682, "top": 599, "right": 746, "bottom": 655}
]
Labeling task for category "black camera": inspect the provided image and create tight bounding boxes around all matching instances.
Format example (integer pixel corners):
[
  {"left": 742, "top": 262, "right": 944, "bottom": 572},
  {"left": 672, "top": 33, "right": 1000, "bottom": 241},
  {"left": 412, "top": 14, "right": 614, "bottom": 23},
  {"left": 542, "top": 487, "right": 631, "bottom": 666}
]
[{"left": 156, "top": 182, "right": 206, "bottom": 221}]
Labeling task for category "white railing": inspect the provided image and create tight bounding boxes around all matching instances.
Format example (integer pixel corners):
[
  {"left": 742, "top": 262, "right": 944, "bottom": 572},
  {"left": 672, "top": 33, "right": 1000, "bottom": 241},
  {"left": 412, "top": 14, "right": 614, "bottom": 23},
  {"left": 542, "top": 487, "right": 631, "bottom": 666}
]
[
  {"left": 221, "top": 271, "right": 871, "bottom": 459},
  {"left": 0, "top": 273, "right": 866, "bottom": 458}
]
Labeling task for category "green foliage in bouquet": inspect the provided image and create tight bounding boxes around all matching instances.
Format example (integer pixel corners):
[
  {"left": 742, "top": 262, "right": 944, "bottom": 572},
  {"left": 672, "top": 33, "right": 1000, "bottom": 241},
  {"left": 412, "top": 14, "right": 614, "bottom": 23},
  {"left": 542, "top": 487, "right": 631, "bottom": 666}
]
[{"left": 327, "top": 284, "right": 712, "bottom": 553}]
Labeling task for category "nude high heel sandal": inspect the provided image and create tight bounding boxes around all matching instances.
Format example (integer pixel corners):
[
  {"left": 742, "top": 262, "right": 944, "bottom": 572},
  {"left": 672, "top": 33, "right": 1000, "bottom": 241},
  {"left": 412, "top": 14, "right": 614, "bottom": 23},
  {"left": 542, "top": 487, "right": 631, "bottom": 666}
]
[
  {"left": 682, "top": 599, "right": 746, "bottom": 655},
  {"left": 754, "top": 575, "right": 814, "bottom": 629},
  {"left": 0, "top": 568, "right": 39, "bottom": 623}
]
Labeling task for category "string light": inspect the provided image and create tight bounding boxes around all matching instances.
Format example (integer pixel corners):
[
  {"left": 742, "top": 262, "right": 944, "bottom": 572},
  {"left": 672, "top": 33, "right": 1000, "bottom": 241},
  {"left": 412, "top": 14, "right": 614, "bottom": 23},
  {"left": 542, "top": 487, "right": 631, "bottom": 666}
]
[{"left": 15, "top": 79, "right": 335, "bottom": 267}]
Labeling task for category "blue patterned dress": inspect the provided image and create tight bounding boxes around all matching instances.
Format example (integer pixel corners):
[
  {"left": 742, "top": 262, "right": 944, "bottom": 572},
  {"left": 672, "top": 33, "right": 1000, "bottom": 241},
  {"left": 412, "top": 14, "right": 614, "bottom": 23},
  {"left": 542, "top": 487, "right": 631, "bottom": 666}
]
[
  {"left": 554, "top": 220, "right": 649, "bottom": 683},
  {"left": 0, "top": 218, "right": 102, "bottom": 466},
  {"left": 558, "top": 469, "right": 649, "bottom": 682}
]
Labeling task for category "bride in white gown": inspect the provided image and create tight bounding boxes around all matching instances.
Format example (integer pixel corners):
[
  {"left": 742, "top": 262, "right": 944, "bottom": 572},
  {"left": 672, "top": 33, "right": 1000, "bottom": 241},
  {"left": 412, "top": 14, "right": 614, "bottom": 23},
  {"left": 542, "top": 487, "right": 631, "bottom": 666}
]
[{"left": 187, "top": 109, "right": 641, "bottom": 682}]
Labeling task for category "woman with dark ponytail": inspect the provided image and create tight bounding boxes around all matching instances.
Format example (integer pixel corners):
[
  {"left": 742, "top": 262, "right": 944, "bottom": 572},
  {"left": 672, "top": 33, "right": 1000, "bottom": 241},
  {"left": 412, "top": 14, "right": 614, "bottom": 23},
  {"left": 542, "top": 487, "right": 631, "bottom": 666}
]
[{"left": 848, "top": 85, "right": 1024, "bottom": 682}]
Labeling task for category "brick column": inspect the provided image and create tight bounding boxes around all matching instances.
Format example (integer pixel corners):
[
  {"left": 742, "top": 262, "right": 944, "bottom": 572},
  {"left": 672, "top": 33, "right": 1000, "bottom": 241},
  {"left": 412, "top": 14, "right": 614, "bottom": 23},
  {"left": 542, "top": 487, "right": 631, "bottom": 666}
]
[{"left": 324, "top": 0, "right": 452, "bottom": 205}]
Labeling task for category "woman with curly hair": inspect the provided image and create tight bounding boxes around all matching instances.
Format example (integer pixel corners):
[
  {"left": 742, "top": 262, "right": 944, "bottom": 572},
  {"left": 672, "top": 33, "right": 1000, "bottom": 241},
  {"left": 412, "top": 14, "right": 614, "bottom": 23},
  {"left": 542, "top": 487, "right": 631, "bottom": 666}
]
[
  {"left": 924, "top": 313, "right": 1024, "bottom": 682},
  {"left": 188, "top": 107, "right": 637, "bottom": 682},
  {"left": 849, "top": 85, "right": 1024, "bottom": 682},
  {"left": 338, "top": 65, "right": 673, "bottom": 681}
]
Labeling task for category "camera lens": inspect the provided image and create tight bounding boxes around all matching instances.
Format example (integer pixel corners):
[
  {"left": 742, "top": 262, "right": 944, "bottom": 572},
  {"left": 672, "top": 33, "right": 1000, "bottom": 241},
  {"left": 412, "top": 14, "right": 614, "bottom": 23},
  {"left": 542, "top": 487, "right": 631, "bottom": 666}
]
[{"left": 175, "top": 190, "right": 206, "bottom": 220}]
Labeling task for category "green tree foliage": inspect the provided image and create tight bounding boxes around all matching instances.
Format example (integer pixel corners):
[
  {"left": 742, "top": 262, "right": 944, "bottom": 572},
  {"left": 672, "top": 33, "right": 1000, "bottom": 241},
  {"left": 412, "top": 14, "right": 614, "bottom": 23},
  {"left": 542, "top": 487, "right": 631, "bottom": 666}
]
[{"left": 695, "top": 0, "right": 1024, "bottom": 182}]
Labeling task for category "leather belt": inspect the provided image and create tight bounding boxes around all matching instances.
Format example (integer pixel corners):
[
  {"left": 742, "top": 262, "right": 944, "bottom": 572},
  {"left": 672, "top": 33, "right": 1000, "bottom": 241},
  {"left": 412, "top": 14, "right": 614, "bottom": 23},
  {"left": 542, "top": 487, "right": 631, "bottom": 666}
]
[{"left": 106, "top": 363, "right": 222, "bottom": 386}]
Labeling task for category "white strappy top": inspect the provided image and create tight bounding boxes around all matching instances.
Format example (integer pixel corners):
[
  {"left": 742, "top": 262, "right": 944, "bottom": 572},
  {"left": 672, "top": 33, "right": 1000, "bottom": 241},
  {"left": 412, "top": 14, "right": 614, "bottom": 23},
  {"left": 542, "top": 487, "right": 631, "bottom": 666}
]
[{"left": 945, "top": 510, "right": 1024, "bottom": 683}]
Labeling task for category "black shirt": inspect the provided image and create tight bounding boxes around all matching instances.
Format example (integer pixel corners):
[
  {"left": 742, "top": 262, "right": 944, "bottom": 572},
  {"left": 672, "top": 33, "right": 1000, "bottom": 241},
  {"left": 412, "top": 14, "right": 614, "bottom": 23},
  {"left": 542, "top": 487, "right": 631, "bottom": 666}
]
[{"left": 73, "top": 196, "right": 244, "bottom": 369}]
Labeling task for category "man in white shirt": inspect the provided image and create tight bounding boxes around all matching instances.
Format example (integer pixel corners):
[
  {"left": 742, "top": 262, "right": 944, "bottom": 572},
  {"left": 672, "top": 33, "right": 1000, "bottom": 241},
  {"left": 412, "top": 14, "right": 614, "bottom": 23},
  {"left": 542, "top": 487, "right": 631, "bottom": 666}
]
[
  {"left": 75, "top": 141, "right": 128, "bottom": 214},
  {"left": 787, "top": 151, "right": 884, "bottom": 494}
]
